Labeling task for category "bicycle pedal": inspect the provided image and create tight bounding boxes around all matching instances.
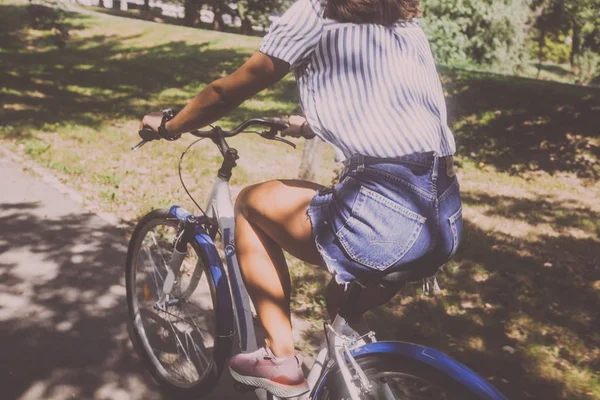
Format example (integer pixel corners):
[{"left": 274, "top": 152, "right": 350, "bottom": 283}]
[{"left": 232, "top": 381, "right": 255, "bottom": 392}]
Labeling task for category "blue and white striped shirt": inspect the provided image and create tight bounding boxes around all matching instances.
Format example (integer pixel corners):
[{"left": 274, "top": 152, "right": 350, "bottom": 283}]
[{"left": 259, "top": 0, "right": 456, "bottom": 162}]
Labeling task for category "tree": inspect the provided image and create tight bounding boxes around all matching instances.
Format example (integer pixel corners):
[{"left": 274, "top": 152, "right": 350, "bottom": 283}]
[
  {"left": 529, "top": 0, "right": 569, "bottom": 74},
  {"left": 202, "top": 0, "right": 236, "bottom": 31},
  {"left": 420, "top": 0, "right": 534, "bottom": 72},
  {"left": 236, "top": 0, "right": 283, "bottom": 35},
  {"left": 528, "top": 0, "right": 599, "bottom": 76},
  {"left": 563, "top": 0, "right": 599, "bottom": 68},
  {"left": 183, "top": 0, "right": 204, "bottom": 27}
]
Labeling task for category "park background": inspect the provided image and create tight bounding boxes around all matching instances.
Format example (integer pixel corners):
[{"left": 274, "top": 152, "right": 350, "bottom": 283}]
[{"left": 0, "top": 0, "right": 599, "bottom": 399}]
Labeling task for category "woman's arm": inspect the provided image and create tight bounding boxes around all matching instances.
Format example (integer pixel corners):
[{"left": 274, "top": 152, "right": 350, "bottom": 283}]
[{"left": 141, "top": 52, "right": 289, "bottom": 136}]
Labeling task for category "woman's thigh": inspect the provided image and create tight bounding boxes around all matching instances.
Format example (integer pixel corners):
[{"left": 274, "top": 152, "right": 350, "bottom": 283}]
[{"left": 235, "top": 179, "right": 325, "bottom": 266}]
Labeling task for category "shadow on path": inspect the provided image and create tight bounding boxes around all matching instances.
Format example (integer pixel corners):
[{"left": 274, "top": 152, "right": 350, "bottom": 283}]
[{"left": 0, "top": 200, "right": 160, "bottom": 399}]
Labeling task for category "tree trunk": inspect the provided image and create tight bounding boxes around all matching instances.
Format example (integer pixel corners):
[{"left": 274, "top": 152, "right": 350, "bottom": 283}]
[
  {"left": 298, "top": 138, "right": 324, "bottom": 181},
  {"left": 537, "top": 27, "right": 546, "bottom": 79},
  {"left": 524, "top": 5, "right": 545, "bottom": 36},
  {"left": 212, "top": 5, "right": 224, "bottom": 31},
  {"left": 570, "top": 19, "right": 581, "bottom": 69},
  {"left": 184, "top": 0, "right": 197, "bottom": 27},
  {"left": 241, "top": 17, "right": 252, "bottom": 35}
]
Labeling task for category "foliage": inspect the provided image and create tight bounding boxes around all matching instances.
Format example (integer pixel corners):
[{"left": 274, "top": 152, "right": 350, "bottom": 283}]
[
  {"left": 530, "top": 0, "right": 600, "bottom": 70},
  {"left": 421, "top": 0, "right": 533, "bottom": 73},
  {"left": 77, "top": 0, "right": 598, "bottom": 77},
  {"left": 237, "top": 0, "right": 284, "bottom": 34},
  {"left": 529, "top": 30, "right": 571, "bottom": 64},
  {"left": 575, "top": 48, "right": 600, "bottom": 84}
]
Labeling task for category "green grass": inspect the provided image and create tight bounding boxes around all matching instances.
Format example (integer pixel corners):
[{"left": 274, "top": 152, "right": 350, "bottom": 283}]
[{"left": 1, "top": 3, "right": 600, "bottom": 399}]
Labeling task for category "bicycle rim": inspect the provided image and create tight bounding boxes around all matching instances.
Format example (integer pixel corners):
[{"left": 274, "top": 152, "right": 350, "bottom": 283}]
[
  {"left": 360, "top": 371, "right": 459, "bottom": 400},
  {"left": 129, "top": 216, "right": 217, "bottom": 389},
  {"left": 317, "top": 355, "right": 466, "bottom": 400}
]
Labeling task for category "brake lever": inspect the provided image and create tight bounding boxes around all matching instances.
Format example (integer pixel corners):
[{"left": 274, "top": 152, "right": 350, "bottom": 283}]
[
  {"left": 131, "top": 140, "right": 148, "bottom": 151},
  {"left": 257, "top": 131, "right": 296, "bottom": 149},
  {"left": 272, "top": 136, "right": 296, "bottom": 149},
  {"left": 132, "top": 127, "right": 160, "bottom": 151}
]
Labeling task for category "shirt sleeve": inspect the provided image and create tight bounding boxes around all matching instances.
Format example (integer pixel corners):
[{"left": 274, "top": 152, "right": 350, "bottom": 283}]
[{"left": 259, "top": 0, "right": 323, "bottom": 70}]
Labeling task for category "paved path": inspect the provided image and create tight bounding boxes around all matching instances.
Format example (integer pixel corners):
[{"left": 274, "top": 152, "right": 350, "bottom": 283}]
[{"left": 0, "top": 154, "right": 255, "bottom": 400}]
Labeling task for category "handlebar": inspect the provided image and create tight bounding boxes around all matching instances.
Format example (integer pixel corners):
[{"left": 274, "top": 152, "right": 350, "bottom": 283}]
[
  {"left": 189, "top": 118, "right": 289, "bottom": 138},
  {"left": 133, "top": 117, "right": 313, "bottom": 152}
]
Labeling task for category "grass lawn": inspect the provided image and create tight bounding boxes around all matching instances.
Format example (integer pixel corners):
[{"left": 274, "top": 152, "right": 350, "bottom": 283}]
[{"left": 1, "top": 2, "right": 600, "bottom": 399}]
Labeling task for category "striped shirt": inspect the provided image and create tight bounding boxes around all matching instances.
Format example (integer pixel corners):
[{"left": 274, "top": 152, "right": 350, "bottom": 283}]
[{"left": 259, "top": 0, "right": 456, "bottom": 162}]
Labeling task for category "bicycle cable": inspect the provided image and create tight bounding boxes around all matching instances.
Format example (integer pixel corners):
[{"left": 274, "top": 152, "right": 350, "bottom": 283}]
[{"left": 177, "top": 137, "right": 216, "bottom": 231}]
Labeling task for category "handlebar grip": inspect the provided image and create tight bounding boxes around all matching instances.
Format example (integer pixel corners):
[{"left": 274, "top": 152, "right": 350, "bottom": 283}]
[
  {"left": 262, "top": 118, "right": 289, "bottom": 131},
  {"left": 138, "top": 127, "right": 160, "bottom": 141}
]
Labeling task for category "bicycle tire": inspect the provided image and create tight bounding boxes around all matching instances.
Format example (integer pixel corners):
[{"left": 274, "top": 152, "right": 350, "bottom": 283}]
[
  {"left": 314, "top": 353, "right": 480, "bottom": 400},
  {"left": 126, "top": 209, "right": 224, "bottom": 399}
]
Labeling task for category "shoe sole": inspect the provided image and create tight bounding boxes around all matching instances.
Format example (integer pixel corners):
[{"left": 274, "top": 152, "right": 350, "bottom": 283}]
[{"left": 229, "top": 367, "right": 310, "bottom": 398}]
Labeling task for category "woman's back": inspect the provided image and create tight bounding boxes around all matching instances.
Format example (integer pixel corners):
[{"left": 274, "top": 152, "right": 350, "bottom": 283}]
[{"left": 261, "top": 0, "right": 455, "bottom": 161}]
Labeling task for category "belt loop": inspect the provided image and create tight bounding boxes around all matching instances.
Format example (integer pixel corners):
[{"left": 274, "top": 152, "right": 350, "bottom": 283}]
[
  {"left": 431, "top": 156, "right": 438, "bottom": 182},
  {"left": 357, "top": 154, "right": 365, "bottom": 172}
]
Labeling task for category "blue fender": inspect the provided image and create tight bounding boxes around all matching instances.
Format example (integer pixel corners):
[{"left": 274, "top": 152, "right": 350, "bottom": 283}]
[
  {"left": 313, "top": 341, "right": 508, "bottom": 399},
  {"left": 168, "top": 206, "right": 235, "bottom": 370}
]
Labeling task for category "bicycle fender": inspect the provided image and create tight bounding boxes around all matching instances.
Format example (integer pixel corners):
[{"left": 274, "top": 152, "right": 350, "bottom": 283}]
[
  {"left": 313, "top": 341, "right": 508, "bottom": 400},
  {"left": 168, "top": 206, "right": 235, "bottom": 369}
]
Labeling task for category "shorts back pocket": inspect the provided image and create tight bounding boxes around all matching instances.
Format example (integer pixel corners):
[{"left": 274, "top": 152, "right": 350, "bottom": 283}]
[{"left": 336, "top": 186, "right": 426, "bottom": 271}]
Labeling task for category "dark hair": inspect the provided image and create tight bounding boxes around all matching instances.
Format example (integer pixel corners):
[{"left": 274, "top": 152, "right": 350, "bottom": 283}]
[{"left": 323, "top": 0, "right": 421, "bottom": 25}]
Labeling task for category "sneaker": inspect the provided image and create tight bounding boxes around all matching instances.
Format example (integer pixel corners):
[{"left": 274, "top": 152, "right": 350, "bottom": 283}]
[{"left": 229, "top": 346, "right": 310, "bottom": 398}]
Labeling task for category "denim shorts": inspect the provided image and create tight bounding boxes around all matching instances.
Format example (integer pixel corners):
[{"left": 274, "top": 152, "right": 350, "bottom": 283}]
[{"left": 307, "top": 152, "right": 463, "bottom": 285}]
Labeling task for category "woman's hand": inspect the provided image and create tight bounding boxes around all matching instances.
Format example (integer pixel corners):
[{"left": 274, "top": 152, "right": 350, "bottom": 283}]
[
  {"left": 140, "top": 112, "right": 162, "bottom": 132},
  {"left": 281, "top": 115, "right": 315, "bottom": 138}
]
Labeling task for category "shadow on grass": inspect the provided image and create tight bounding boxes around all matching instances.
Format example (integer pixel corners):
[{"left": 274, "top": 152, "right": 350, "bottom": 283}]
[
  {"left": 536, "top": 63, "right": 573, "bottom": 78},
  {"left": 6, "top": 4, "right": 598, "bottom": 181},
  {"left": 443, "top": 67, "right": 600, "bottom": 179},
  {"left": 0, "top": 4, "right": 296, "bottom": 140},
  {"left": 461, "top": 191, "right": 600, "bottom": 237},
  {"left": 4, "top": 4, "right": 598, "bottom": 181}
]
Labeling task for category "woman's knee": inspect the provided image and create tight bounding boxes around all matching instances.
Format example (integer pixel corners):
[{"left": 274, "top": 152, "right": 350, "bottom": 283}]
[
  {"left": 234, "top": 181, "right": 273, "bottom": 219},
  {"left": 234, "top": 184, "right": 254, "bottom": 218}
]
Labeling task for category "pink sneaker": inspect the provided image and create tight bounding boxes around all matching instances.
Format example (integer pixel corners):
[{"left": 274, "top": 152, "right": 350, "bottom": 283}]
[{"left": 229, "top": 346, "right": 309, "bottom": 398}]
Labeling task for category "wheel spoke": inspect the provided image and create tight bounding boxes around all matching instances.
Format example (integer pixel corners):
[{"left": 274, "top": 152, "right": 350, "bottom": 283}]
[
  {"left": 141, "top": 246, "right": 164, "bottom": 291},
  {"left": 320, "top": 363, "right": 461, "bottom": 400},
  {"left": 150, "top": 231, "right": 172, "bottom": 269}
]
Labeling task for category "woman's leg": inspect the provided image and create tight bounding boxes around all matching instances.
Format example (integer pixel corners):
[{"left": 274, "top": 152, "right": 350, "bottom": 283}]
[
  {"left": 326, "top": 278, "right": 404, "bottom": 324},
  {"left": 234, "top": 179, "right": 324, "bottom": 357}
]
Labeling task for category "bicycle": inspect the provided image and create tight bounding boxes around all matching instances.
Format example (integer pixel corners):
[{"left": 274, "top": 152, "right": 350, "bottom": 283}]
[{"left": 125, "top": 115, "right": 508, "bottom": 400}]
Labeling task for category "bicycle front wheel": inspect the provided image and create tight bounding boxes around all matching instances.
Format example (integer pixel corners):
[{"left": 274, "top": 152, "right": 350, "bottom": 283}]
[
  {"left": 315, "top": 354, "right": 476, "bottom": 400},
  {"left": 126, "top": 209, "right": 222, "bottom": 399}
]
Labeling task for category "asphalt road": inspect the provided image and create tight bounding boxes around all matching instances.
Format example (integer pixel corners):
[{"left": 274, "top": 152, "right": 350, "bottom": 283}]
[{"left": 0, "top": 154, "right": 256, "bottom": 400}]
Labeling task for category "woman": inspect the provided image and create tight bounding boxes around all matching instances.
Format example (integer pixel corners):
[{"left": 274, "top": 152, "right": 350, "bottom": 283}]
[{"left": 141, "top": 0, "right": 462, "bottom": 397}]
